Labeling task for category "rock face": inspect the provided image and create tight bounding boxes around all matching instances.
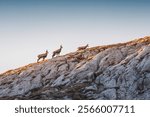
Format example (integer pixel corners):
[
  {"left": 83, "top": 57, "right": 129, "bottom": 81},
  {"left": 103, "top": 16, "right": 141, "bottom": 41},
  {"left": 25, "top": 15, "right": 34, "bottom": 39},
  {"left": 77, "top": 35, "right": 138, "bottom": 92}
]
[{"left": 0, "top": 36, "right": 150, "bottom": 100}]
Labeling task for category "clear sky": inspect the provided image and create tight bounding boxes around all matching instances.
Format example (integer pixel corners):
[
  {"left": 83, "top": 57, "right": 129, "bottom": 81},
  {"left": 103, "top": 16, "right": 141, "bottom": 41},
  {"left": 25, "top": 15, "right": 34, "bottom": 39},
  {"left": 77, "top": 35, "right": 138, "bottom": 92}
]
[{"left": 0, "top": 0, "right": 150, "bottom": 73}]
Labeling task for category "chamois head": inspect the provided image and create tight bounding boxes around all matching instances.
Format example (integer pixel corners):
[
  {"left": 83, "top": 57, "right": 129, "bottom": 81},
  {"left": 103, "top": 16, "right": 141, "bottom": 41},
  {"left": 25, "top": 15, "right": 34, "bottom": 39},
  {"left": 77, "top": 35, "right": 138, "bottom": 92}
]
[
  {"left": 46, "top": 50, "right": 48, "bottom": 54},
  {"left": 60, "top": 45, "right": 63, "bottom": 49}
]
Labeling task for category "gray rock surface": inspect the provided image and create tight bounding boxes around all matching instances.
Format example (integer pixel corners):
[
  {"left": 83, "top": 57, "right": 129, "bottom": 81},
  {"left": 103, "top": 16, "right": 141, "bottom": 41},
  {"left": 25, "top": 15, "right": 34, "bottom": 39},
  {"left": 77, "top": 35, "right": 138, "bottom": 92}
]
[{"left": 0, "top": 36, "right": 150, "bottom": 99}]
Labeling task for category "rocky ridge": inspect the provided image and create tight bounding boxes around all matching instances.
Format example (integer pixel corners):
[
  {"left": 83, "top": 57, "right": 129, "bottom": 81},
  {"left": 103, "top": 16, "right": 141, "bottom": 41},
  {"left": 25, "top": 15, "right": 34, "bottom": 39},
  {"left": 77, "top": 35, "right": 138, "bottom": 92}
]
[{"left": 0, "top": 36, "right": 150, "bottom": 99}]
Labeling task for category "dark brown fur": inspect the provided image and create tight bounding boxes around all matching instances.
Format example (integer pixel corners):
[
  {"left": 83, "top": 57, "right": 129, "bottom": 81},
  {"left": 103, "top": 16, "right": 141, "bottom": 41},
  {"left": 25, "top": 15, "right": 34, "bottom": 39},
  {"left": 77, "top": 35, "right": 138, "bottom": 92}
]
[
  {"left": 37, "top": 50, "right": 48, "bottom": 62},
  {"left": 52, "top": 45, "right": 63, "bottom": 58}
]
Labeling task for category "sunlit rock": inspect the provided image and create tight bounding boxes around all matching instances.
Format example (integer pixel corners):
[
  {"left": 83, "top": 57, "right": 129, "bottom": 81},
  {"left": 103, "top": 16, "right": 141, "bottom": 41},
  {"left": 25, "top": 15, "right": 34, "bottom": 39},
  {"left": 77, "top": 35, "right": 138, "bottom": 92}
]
[{"left": 0, "top": 36, "right": 150, "bottom": 99}]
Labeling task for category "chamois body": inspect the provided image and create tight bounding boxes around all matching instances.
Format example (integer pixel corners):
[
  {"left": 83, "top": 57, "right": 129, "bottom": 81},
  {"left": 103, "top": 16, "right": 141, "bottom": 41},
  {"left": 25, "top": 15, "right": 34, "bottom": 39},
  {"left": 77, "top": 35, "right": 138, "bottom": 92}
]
[
  {"left": 52, "top": 45, "right": 63, "bottom": 58},
  {"left": 37, "top": 50, "right": 48, "bottom": 62},
  {"left": 77, "top": 44, "right": 89, "bottom": 51}
]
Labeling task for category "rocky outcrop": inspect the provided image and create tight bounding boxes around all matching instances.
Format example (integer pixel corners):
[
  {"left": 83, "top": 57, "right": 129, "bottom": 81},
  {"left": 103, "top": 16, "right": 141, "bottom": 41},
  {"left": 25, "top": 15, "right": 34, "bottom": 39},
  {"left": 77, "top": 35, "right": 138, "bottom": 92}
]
[{"left": 0, "top": 36, "right": 150, "bottom": 100}]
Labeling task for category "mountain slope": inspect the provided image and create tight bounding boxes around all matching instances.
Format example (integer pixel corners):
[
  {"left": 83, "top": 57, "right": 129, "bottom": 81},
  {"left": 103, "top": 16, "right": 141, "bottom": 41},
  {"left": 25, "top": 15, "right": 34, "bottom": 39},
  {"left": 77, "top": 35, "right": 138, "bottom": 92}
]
[{"left": 0, "top": 36, "right": 150, "bottom": 99}]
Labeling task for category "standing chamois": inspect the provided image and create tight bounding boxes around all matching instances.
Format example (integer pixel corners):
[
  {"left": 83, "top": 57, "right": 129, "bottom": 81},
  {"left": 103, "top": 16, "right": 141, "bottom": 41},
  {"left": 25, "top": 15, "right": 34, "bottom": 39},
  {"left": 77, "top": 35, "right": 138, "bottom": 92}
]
[
  {"left": 77, "top": 44, "right": 89, "bottom": 51},
  {"left": 52, "top": 45, "right": 63, "bottom": 58},
  {"left": 37, "top": 50, "right": 48, "bottom": 62}
]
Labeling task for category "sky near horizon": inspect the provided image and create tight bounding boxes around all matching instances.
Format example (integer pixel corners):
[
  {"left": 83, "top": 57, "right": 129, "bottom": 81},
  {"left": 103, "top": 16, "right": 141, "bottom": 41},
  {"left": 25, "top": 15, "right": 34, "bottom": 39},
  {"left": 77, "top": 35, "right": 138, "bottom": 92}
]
[{"left": 0, "top": 0, "right": 150, "bottom": 73}]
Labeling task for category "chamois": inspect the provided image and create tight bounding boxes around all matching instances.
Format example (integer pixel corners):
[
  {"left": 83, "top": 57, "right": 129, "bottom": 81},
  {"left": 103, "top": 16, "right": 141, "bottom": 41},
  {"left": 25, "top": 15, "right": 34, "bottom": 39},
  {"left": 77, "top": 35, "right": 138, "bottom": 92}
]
[
  {"left": 77, "top": 44, "right": 89, "bottom": 51},
  {"left": 52, "top": 45, "right": 63, "bottom": 58},
  {"left": 37, "top": 50, "right": 48, "bottom": 62}
]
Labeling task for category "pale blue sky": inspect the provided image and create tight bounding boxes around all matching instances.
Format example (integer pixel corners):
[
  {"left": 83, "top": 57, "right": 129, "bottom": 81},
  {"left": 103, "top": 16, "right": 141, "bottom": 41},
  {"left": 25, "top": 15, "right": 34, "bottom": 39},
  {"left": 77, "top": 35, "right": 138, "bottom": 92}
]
[{"left": 0, "top": 0, "right": 150, "bottom": 73}]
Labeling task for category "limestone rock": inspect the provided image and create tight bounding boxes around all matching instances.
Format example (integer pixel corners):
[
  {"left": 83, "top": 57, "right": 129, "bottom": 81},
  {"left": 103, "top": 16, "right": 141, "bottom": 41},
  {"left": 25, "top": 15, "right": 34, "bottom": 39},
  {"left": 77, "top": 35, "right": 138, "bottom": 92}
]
[{"left": 0, "top": 36, "right": 150, "bottom": 99}]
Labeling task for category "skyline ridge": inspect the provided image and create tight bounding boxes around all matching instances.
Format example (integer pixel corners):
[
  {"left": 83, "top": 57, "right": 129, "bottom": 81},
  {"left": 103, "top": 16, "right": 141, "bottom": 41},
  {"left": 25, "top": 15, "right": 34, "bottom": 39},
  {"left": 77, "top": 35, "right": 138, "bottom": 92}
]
[{"left": 0, "top": 0, "right": 150, "bottom": 73}]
